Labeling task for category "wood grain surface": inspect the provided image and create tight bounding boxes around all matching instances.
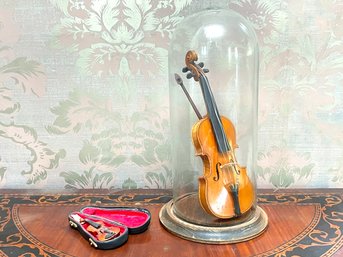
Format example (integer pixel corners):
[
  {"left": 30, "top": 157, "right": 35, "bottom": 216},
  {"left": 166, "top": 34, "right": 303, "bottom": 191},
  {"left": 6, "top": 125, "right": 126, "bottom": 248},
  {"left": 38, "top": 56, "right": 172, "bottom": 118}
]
[
  {"left": 0, "top": 190, "right": 342, "bottom": 257},
  {"left": 15, "top": 203, "right": 316, "bottom": 256}
]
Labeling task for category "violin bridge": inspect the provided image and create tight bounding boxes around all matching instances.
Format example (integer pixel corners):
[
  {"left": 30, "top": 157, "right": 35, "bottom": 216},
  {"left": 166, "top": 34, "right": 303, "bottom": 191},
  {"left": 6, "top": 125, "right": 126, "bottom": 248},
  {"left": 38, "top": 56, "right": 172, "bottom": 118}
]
[
  {"left": 220, "top": 162, "right": 238, "bottom": 168},
  {"left": 220, "top": 162, "right": 240, "bottom": 175}
]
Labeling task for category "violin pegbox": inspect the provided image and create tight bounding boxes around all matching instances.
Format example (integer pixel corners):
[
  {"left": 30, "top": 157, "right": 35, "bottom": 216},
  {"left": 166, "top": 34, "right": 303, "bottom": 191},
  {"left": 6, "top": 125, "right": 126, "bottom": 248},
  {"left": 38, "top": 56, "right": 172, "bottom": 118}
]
[
  {"left": 183, "top": 50, "right": 209, "bottom": 81},
  {"left": 197, "top": 62, "right": 209, "bottom": 73}
]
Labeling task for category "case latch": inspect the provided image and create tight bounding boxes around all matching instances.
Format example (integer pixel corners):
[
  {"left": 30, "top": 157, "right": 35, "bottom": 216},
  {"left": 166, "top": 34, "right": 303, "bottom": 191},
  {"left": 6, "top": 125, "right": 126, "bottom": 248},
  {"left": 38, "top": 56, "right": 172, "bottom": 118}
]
[
  {"left": 69, "top": 220, "right": 78, "bottom": 228},
  {"left": 89, "top": 238, "right": 98, "bottom": 248}
]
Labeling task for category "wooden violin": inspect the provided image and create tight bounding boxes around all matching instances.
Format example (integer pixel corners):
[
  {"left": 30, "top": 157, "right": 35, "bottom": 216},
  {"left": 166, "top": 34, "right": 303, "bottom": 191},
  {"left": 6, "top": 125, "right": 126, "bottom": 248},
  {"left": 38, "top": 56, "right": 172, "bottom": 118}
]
[
  {"left": 183, "top": 50, "right": 254, "bottom": 219},
  {"left": 84, "top": 219, "right": 120, "bottom": 241}
]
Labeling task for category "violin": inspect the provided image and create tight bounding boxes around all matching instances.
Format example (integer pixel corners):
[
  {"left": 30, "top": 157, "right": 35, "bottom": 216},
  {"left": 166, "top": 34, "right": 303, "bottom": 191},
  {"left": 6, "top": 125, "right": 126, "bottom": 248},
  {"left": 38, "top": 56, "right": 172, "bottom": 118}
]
[
  {"left": 83, "top": 218, "right": 120, "bottom": 241},
  {"left": 183, "top": 50, "right": 254, "bottom": 219}
]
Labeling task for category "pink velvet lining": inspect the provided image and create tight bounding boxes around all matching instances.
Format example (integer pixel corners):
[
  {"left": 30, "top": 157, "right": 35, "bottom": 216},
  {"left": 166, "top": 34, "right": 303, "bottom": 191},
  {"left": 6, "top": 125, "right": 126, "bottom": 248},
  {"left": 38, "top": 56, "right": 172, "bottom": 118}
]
[{"left": 82, "top": 208, "right": 149, "bottom": 228}]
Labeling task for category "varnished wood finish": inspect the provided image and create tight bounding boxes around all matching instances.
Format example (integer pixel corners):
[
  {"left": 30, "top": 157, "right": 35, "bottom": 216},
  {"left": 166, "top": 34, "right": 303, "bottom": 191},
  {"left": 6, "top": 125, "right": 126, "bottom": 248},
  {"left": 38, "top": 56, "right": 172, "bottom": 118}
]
[
  {"left": 0, "top": 189, "right": 342, "bottom": 257},
  {"left": 193, "top": 116, "right": 254, "bottom": 218},
  {"left": 16, "top": 204, "right": 310, "bottom": 256}
]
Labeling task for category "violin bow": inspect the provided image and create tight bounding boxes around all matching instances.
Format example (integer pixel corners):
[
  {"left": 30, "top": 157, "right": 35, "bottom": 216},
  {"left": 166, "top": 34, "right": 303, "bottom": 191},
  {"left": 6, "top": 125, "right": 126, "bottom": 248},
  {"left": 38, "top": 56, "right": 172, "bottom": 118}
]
[{"left": 174, "top": 73, "right": 202, "bottom": 120}]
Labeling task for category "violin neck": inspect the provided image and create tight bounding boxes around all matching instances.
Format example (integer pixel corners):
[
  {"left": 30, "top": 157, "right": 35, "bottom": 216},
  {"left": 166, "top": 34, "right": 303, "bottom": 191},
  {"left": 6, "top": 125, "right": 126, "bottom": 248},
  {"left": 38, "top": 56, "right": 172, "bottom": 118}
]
[{"left": 199, "top": 75, "right": 231, "bottom": 153}]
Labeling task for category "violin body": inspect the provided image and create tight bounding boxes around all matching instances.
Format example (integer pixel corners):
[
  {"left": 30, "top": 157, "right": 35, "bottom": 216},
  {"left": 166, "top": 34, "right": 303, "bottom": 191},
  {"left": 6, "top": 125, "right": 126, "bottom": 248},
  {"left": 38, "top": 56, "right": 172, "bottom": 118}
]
[
  {"left": 86, "top": 220, "right": 120, "bottom": 241},
  {"left": 192, "top": 116, "right": 254, "bottom": 219}
]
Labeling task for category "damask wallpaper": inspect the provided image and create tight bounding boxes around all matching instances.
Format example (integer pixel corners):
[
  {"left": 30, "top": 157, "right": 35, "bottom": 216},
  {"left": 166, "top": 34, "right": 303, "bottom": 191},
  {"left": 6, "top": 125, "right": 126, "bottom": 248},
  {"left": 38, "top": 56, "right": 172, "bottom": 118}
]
[{"left": 0, "top": 0, "right": 342, "bottom": 190}]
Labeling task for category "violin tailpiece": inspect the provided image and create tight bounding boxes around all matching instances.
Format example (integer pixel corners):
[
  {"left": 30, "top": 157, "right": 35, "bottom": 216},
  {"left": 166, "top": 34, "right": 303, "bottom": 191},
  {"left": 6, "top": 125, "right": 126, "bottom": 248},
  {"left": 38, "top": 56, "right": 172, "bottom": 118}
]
[{"left": 230, "top": 184, "right": 242, "bottom": 217}]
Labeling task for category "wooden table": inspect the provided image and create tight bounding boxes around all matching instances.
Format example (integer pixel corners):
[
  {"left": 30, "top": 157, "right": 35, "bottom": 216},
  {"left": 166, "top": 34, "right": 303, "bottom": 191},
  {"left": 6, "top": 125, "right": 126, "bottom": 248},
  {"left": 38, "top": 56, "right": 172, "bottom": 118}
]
[{"left": 0, "top": 189, "right": 342, "bottom": 257}]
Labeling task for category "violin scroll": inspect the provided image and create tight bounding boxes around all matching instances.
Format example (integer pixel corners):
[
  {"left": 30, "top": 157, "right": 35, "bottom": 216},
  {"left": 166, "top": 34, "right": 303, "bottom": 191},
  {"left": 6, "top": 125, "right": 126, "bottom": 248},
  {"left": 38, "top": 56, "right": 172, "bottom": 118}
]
[{"left": 183, "top": 50, "right": 209, "bottom": 81}]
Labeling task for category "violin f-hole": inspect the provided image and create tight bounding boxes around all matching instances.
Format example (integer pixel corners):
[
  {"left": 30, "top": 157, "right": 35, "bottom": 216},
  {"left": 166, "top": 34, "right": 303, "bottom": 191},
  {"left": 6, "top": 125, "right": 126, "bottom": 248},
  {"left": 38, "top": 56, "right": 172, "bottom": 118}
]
[{"left": 214, "top": 162, "right": 221, "bottom": 181}]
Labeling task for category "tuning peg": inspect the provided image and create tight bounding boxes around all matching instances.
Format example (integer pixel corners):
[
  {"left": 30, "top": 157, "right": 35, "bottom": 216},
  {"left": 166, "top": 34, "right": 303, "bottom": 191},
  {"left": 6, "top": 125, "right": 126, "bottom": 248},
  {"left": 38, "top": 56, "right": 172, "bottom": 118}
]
[
  {"left": 186, "top": 73, "right": 193, "bottom": 79},
  {"left": 182, "top": 67, "right": 189, "bottom": 73},
  {"left": 203, "top": 68, "right": 209, "bottom": 73},
  {"left": 198, "top": 62, "right": 204, "bottom": 68}
]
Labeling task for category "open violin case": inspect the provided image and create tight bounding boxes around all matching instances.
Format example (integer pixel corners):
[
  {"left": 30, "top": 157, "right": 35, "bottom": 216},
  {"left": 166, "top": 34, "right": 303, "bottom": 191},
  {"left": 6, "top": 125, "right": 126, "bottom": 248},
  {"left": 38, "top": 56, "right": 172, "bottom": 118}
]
[{"left": 68, "top": 206, "right": 151, "bottom": 249}]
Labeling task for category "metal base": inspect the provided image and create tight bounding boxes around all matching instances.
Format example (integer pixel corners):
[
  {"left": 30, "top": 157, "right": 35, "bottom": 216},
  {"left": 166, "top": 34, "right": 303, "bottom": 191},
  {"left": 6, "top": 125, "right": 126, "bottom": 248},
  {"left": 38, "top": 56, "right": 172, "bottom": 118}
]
[{"left": 159, "top": 199, "right": 268, "bottom": 244}]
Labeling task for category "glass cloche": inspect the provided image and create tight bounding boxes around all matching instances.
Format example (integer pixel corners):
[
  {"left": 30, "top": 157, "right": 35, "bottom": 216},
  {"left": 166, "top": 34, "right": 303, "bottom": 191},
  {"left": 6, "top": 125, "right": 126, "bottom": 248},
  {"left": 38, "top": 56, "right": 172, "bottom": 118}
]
[{"left": 159, "top": 8, "right": 268, "bottom": 243}]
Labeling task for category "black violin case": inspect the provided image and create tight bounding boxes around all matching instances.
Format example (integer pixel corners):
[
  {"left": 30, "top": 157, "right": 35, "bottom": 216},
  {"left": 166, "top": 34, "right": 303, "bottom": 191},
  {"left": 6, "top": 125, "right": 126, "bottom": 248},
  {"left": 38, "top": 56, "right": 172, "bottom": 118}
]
[{"left": 68, "top": 206, "right": 151, "bottom": 249}]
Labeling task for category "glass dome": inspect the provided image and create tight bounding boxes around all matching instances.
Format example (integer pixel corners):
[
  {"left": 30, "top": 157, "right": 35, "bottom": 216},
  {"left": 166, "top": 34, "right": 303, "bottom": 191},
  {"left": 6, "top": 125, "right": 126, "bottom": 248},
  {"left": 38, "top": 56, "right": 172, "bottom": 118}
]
[{"left": 160, "top": 8, "right": 267, "bottom": 243}]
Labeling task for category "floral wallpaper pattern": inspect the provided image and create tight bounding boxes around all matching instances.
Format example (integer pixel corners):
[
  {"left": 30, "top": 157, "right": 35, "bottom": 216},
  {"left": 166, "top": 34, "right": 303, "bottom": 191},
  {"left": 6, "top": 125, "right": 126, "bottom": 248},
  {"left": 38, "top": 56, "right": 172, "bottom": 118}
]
[{"left": 0, "top": 0, "right": 342, "bottom": 189}]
